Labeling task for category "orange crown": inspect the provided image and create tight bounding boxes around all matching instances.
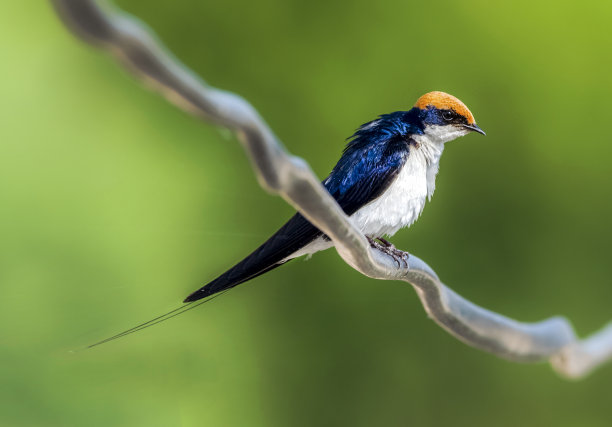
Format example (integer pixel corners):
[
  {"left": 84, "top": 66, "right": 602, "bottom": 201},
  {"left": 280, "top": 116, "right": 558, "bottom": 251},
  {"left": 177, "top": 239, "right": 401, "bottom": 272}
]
[{"left": 414, "top": 91, "right": 475, "bottom": 125}]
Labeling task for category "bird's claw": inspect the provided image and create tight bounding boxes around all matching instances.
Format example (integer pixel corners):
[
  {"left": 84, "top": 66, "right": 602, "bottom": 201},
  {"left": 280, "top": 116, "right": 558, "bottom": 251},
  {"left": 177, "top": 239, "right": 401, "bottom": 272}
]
[
  {"left": 367, "top": 236, "right": 409, "bottom": 269},
  {"left": 388, "top": 246, "right": 410, "bottom": 269}
]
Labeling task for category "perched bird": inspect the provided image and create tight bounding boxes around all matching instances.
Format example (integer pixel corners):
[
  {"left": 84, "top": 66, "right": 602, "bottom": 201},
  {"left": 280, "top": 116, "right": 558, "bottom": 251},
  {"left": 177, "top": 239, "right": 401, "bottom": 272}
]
[
  {"left": 88, "top": 91, "right": 484, "bottom": 347},
  {"left": 184, "top": 91, "right": 484, "bottom": 303}
]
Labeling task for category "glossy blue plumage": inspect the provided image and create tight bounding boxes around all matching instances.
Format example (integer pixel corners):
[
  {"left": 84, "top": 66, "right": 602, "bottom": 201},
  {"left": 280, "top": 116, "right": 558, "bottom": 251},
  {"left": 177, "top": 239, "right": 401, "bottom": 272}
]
[
  {"left": 184, "top": 109, "right": 422, "bottom": 302},
  {"left": 324, "top": 109, "right": 423, "bottom": 200}
]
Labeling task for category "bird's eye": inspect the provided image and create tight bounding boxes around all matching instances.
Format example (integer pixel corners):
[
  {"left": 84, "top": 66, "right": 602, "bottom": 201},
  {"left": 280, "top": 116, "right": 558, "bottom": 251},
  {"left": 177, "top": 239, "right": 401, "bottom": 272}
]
[{"left": 442, "top": 111, "right": 454, "bottom": 122}]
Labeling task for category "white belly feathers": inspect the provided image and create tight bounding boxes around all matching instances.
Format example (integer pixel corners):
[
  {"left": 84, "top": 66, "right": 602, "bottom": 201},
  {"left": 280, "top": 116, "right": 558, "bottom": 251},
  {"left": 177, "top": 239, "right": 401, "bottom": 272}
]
[
  {"left": 285, "top": 140, "right": 444, "bottom": 261},
  {"left": 351, "top": 147, "right": 434, "bottom": 237}
]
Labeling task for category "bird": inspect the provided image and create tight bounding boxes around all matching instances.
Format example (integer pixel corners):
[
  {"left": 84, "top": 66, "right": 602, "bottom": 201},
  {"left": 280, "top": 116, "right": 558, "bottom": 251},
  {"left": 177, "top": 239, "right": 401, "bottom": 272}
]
[
  {"left": 184, "top": 91, "right": 484, "bottom": 303},
  {"left": 87, "top": 91, "right": 485, "bottom": 348}
]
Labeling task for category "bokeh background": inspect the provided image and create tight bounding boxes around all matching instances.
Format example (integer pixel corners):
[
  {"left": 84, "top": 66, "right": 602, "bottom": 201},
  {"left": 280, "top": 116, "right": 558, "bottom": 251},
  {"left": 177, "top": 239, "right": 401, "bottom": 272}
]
[{"left": 2, "top": 1, "right": 612, "bottom": 426}]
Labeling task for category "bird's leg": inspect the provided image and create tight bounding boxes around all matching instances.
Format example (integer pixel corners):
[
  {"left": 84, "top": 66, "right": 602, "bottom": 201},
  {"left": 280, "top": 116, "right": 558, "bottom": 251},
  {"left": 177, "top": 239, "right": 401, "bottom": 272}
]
[
  {"left": 377, "top": 237, "right": 394, "bottom": 248},
  {"left": 367, "top": 236, "right": 386, "bottom": 251}
]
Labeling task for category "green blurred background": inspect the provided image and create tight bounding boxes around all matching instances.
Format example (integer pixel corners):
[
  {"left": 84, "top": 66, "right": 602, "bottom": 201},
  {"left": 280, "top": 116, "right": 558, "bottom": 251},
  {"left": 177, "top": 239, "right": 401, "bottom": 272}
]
[{"left": 2, "top": 1, "right": 612, "bottom": 426}]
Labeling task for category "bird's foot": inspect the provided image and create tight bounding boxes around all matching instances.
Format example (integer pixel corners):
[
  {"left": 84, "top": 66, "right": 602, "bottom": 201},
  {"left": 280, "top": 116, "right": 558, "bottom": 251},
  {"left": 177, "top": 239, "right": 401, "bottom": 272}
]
[
  {"left": 377, "top": 237, "right": 409, "bottom": 267},
  {"left": 367, "top": 236, "right": 409, "bottom": 269},
  {"left": 388, "top": 246, "right": 410, "bottom": 269}
]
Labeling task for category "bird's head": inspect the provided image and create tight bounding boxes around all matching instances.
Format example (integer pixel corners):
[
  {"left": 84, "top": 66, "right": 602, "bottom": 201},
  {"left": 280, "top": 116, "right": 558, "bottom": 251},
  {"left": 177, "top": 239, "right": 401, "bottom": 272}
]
[
  {"left": 344, "top": 91, "right": 484, "bottom": 156},
  {"left": 413, "top": 91, "right": 485, "bottom": 143}
]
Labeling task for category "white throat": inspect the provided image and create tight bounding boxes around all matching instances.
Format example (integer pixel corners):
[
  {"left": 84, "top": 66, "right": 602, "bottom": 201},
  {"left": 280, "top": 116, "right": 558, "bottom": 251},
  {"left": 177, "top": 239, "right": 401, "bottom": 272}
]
[{"left": 420, "top": 124, "right": 469, "bottom": 145}]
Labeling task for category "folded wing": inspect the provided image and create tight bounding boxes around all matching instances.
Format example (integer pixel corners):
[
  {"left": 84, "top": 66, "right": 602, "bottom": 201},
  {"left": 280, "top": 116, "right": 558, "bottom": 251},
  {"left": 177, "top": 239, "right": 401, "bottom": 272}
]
[{"left": 184, "top": 133, "right": 411, "bottom": 302}]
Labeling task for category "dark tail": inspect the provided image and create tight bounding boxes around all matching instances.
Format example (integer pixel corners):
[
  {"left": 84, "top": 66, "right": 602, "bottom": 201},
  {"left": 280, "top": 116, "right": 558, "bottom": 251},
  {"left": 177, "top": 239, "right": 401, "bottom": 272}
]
[
  {"left": 184, "top": 213, "right": 322, "bottom": 302},
  {"left": 82, "top": 214, "right": 322, "bottom": 349},
  {"left": 183, "top": 257, "right": 287, "bottom": 302}
]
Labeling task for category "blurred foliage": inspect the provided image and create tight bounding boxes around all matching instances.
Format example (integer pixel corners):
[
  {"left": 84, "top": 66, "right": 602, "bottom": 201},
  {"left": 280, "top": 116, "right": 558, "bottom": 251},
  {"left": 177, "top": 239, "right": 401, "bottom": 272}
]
[{"left": 1, "top": 1, "right": 612, "bottom": 426}]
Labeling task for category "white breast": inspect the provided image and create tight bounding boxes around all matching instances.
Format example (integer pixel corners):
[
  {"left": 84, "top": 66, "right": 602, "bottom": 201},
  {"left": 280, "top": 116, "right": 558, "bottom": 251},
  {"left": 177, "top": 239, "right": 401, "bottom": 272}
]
[
  {"left": 286, "top": 132, "right": 448, "bottom": 261},
  {"left": 350, "top": 142, "right": 443, "bottom": 237}
]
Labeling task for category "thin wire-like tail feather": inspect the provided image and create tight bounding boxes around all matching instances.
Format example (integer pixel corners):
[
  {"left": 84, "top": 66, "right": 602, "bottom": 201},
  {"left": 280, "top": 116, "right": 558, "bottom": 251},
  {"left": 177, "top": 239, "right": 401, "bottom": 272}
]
[
  {"left": 78, "top": 116, "right": 413, "bottom": 350},
  {"left": 84, "top": 290, "right": 229, "bottom": 349}
]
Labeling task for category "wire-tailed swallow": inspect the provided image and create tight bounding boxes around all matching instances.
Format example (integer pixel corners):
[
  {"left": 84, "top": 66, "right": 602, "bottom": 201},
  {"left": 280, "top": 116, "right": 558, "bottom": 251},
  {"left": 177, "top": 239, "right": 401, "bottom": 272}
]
[{"left": 184, "top": 91, "right": 484, "bottom": 302}]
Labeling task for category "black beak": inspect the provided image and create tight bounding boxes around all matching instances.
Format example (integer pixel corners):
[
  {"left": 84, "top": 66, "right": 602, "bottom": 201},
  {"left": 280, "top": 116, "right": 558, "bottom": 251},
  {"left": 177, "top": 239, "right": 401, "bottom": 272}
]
[{"left": 463, "top": 123, "right": 486, "bottom": 136}]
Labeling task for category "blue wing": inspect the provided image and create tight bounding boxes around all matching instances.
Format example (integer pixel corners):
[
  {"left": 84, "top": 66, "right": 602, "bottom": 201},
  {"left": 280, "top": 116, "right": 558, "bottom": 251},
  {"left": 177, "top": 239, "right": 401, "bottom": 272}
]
[{"left": 184, "top": 116, "right": 414, "bottom": 302}]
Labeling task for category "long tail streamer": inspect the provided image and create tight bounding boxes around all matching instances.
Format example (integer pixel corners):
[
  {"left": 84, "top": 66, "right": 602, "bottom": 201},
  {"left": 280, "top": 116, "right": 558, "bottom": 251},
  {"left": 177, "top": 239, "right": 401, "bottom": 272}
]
[{"left": 85, "top": 290, "right": 230, "bottom": 349}]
